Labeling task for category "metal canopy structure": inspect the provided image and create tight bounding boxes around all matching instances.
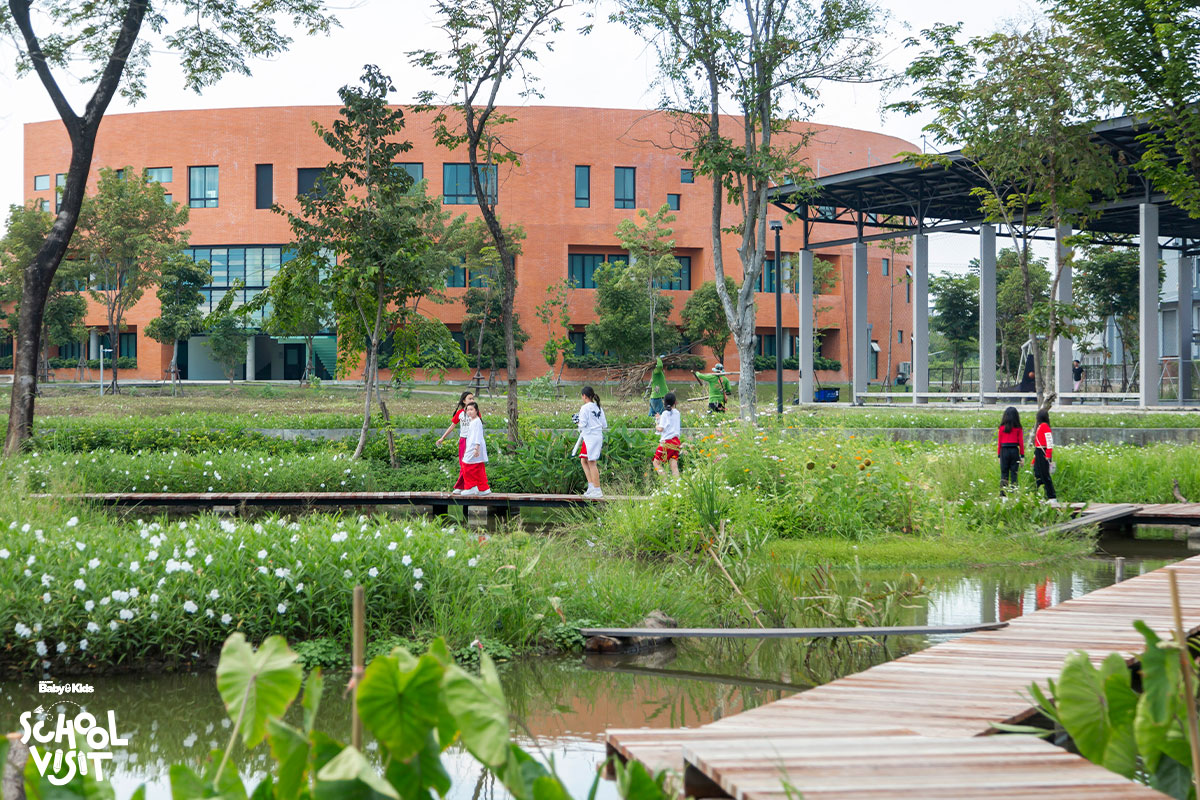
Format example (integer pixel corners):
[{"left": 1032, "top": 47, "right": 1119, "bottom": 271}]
[{"left": 766, "top": 113, "right": 1197, "bottom": 408}]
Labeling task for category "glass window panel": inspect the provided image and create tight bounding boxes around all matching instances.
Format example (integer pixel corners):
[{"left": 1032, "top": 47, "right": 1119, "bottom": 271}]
[
  {"left": 667, "top": 193, "right": 680, "bottom": 211},
  {"left": 256, "top": 164, "right": 274, "bottom": 209},
  {"left": 146, "top": 167, "right": 173, "bottom": 183},
  {"left": 227, "top": 248, "right": 245, "bottom": 285},
  {"left": 297, "top": 168, "right": 324, "bottom": 197},
  {"left": 395, "top": 162, "right": 424, "bottom": 183},
  {"left": 246, "top": 248, "right": 263, "bottom": 287},
  {"left": 614, "top": 167, "right": 635, "bottom": 209},
  {"left": 34, "top": 175, "right": 49, "bottom": 191},
  {"left": 263, "top": 248, "right": 282, "bottom": 285},
  {"left": 680, "top": 169, "right": 694, "bottom": 184},
  {"left": 575, "top": 165, "right": 590, "bottom": 208},
  {"left": 189, "top": 166, "right": 218, "bottom": 208},
  {"left": 442, "top": 163, "right": 497, "bottom": 204},
  {"left": 209, "top": 248, "right": 228, "bottom": 285},
  {"left": 882, "top": 257, "right": 889, "bottom": 276},
  {"left": 39, "top": 199, "right": 49, "bottom": 212}
]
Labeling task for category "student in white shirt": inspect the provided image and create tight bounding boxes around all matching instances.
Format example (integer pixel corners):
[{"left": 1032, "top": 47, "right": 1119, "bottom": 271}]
[
  {"left": 652, "top": 392, "right": 682, "bottom": 479},
  {"left": 435, "top": 391, "right": 475, "bottom": 494},
  {"left": 459, "top": 402, "right": 491, "bottom": 496},
  {"left": 573, "top": 385, "right": 608, "bottom": 498}
]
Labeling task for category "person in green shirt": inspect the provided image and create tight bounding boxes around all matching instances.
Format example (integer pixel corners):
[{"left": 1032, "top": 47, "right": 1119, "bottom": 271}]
[
  {"left": 694, "top": 363, "right": 733, "bottom": 413},
  {"left": 648, "top": 356, "right": 668, "bottom": 417}
]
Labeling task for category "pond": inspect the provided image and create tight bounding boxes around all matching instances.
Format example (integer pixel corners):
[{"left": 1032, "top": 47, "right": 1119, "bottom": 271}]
[{"left": 1, "top": 532, "right": 1189, "bottom": 800}]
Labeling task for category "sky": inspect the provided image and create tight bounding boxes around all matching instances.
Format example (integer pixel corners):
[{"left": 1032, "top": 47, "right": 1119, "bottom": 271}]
[{"left": 0, "top": 0, "right": 1052, "bottom": 272}]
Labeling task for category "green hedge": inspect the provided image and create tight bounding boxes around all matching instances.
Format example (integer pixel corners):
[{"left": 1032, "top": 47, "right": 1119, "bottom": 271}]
[
  {"left": 563, "top": 353, "right": 706, "bottom": 372},
  {"left": 752, "top": 355, "right": 842, "bottom": 372},
  {"left": 0, "top": 356, "right": 137, "bottom": 370}
]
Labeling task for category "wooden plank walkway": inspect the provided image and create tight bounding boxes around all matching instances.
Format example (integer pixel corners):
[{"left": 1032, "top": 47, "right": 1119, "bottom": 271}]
[
  {"left": 37, "top": 491, "right": 634, "bottom": 512},
  {"left": 606, "top": 555, "right": 1200, "bottom": 798}
]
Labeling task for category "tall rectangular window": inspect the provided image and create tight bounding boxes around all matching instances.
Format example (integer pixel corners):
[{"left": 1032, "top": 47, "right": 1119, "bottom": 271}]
[
  {"left": 568, "top": 253, "right": 628, "bottom": 289},
  {"left": 575, "top": 166, "right": 590, "bottom": 208},
  {"left": 657, "top": 256, "right": 691, "bottom": 291},
  {"left": 118, "top": 332, "right": 137, "bottom": 360},
  {"left": 443, "top": 163, "right": 497, "bottom": 205},
  {"left": 882, "top": 257, "right": 890, "bottom": 276},
  {"left": 667, "top": 193, "right": 680, "bottom": 211},
  {"left": 146, "top": 167, "right": 172, "bottom": 183},
  {"left": 33, "top": 175, "right": 49, "bottom": 191},
  {"left": 188, "top": 166, "right": 219, "bottom": 208},
  {"left": 614, "top": 167, "right": 636, "bottom": 209},
  {"left": 163, "top": 194, "right": 173, "bottom": 205},
  {"left": 447, "top": 260, "right": 468, "bottom": 288},
  {"left": 898, "top": 329, "right": 904, "bottom": 343},
  {"left": 757, "top": 334, "right": 777, "bottom": 357},
  {"left": 906, "top": 268, "right": 912, "bottom": 303},
  {"left": 55, "top": 173, "right": 66, "bottom": 212},
  {"left": 255, "top": 164, "right": 273, "bottom": 209},
  {"left": 680, "top": 169, "right": 694, "bottom": 184}
]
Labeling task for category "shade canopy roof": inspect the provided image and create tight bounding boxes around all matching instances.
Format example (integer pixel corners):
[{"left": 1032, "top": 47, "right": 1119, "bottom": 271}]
[{"left": 769, "top": 114, "right": 1200, "bottom": 250}]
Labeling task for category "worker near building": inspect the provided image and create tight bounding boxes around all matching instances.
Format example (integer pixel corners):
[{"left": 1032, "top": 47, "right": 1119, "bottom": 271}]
[
  {"left": 648, "top": 356, "right": 668, "bottom": 417},
  {"left": 694, "top": 363, "right": 733, "bottom": 413}
]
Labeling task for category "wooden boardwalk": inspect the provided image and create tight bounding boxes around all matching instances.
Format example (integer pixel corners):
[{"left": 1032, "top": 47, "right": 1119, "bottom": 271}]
[
  {"left": 606, "top": 555, "right": 1200, "bottom": 798},
  {"left": 1045, "top": 502, "right": 1200, "bottom": 535}
]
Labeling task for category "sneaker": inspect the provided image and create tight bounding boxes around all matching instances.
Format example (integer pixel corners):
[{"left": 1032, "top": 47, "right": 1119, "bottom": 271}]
[
  {"left": 582, "top": 486, "right": 597, "bottom": 498},
  {"left": 452, "top": 488, "right": 463, "bottom": 495},
  {"left": 479, "top": 489, "right": 492, "bottom": 496},
  {"left": 591, "top": 487, "right": 604, "bottom": 499},
  {"left": 460, "top": 487, "right": 480, "bottom": 497}
]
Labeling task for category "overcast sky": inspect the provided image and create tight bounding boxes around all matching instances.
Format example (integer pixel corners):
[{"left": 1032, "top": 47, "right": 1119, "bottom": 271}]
[{"left": 0, "top": 0, "right": 1052, "bottom": 272}]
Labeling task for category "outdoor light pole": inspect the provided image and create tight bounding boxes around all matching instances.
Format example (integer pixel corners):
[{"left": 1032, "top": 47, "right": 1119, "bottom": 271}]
[
  {"left": 98, "top": 346, "right": 112, "bottom": 397},
  {"left": 771, "top": 220, "right": 783, "bottom": 414}
]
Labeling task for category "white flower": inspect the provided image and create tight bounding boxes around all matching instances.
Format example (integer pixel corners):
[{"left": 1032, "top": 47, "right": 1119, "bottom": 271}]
[
  {"left": 84, "top": 600, "right": 95, "bottom": 612},
  {"left": 35, "top": 641, "right": 47, "bottom": 657},
  {"left": 42, "top": 592, "right": 51, "bottom": 603},
  {"left": 75, "top": 541, "right": 85, "bottom": 551},
  {"left": 295, "top": 582, "right": 305, "bottom": 593},
  {"left": 56, "top": 641, "right": 67, "bottom": 654},
  {"left": 99, "top": 597, "right": 110, "bottom": 606},
  {"left": 220, "top": 520, "right": 237, "bottom": 534},
  {"left": 130, "top": 561, "right": 140, "bottom": 572},
  {"left": 468, "top": 557, "right": 478, "bottom": 568},
  {"left": 79, "top": 639, "right": 88, "bottom": 651},
  {"left": 413, "top": 568, "right": 424, "bottom": 579},
  {"left": 74, "top": 579, "right": 86, "bottom": 591},
  {"left": 149, "top": 593, "right": 159, "bottom": 604},
  {"left": 26, "top": 554, "right": 34, "bottom": 565},
  {"left": 147, "top": 550, "right": 158, "bottom": 561},
  {"left": 206, "top": 608, "right": 215, "bottom": 618},
  {"left": 88, "top": 558, "right": 100, "bottom": 569},
  {"left": 0, "top": 548, "right": 10, "bottom": 559},
  {"left": 343, "top": 569, "right": 352, "bottom": 579},
  {"left": 446, "top": 549, "right": 456, "bottom": 558},
  {"left": 119, "top": 609, "right": 134, "bottom": 620},
  {"left": 41, "top": 573, "right": 53, "bottom": 587},
  {"left": 331, "top": 531, "right": 348, "bottom": 543},
  {"left": 414, "top": 581, "right": 423, "bottom": 591},
  {"left": 14, "top": 622, "right": 31, "bottom": 638},
  {"left": 368, "top": 567, "right": 378, "bottom": 578},
  {"left": 209, "top": 589, "right": 220, "bottom": 601},
  {"left": 204, "top": 554, "right": 213, "bottom": 565},
  {"left": 274, "top": 567, "right": 291, "bottom": 579},
  {"left": 277, "top": 602, "right": 288, "bottom": 614},
  {"left": 109, "top": 621, "right": 119, "bottom": 631},
  {"left": 401, "top": 555, "right": 412, "bottom": 566},
  {"left": 257, "top": 565, "right": 268, "bottom": 575},
  {"left": 183, "top": 600, "right": 198, "bottom": 613},
  {"left": 257, "top": 549, "right": 267, "bottom": 559},
  {"left": 220, "top": 613, "right": 232, "bottom": 625},
  {"left": 21, "top": 523, "right": 30, "bottom": 533},
  {"left": 112, "top": 590, "right": 130, "bottom": 603},
  {"left": 387, "top": 542, "right": 397, "bottom": 551},
  {"left": 87, "top": 622, "right": 100, "bottom": 633},
  {"left": 66, "top": 517, "right": 78, "bottom": 527}
]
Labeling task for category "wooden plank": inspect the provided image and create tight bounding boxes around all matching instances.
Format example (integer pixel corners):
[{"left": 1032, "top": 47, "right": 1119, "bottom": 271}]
[
  {"left": 39, "top": 491, "right": 646, "bottom": 510},
  {"left": 579, "top": 622, "right": 1007, "bottom": 639}
]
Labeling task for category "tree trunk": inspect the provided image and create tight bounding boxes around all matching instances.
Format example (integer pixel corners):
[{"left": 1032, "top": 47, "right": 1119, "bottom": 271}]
[
  {"left": 4, "top": 271, "right": 54, "bottom": 454},
  {"left": 170, "top": 339, "right": 179, "bottom": 397},
  {"left": 373, "top": 362, "right": 398, "bottom": 468},
  {"left": 107, "top": 317, "right": 121, "bottom": 395},
  {"left": 305, "top": 335, "right": 315, "bottom": 386},
  {"left": 352, "top": 345, "right": 376, "bottom": 460}
]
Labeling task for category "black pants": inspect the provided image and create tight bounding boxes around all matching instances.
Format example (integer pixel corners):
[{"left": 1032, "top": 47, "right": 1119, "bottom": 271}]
[
  {"left": 999, "top": 446, "right": 1021, "bottom": 494},
  {"left": 708, "top": 402, "right": 725, "bottom": 413},
  {"left": 1033, "top": 450, "right": 1057, "bottom": 500}
]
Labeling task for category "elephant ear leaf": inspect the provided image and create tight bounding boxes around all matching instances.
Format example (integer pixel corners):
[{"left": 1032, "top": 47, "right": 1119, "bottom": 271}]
[
  {"left": 216, "top": 633, "right": 304, "bottom": 749},
  {"left": 443, "top": 654, "right": 509, "bottom": 769}
]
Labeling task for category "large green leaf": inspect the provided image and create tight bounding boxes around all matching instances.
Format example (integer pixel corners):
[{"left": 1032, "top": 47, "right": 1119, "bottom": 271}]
[
  {"left": 613, "top": 759, "right": 672, "bottom": 800},
  {"left": 309, "top": 731, "right": 346, "bottom": 776},
  {"left": 1150, "top": 756, "right": 1194, "bottom": 800},
  {"left": 531, "top": 776, "right": 573, "bottom": 800},
  {"left": 382, "top": 733, "right": 452, "bottom": 800},
  {"left": 1136, "top": 621, "right": 1180, "bottom": 723},
  {"left": 443, "top": 656, "right": 508, "bottom": 769},
  {"left": 303, "top": 669, "right": 325, "bottom": 736},
  {"left": 357, "top": 652, "right": 444, "bottom": 761},
  {"left": 249, "top": 777, "right": 274, "bottom": 800},
  {"left": 202, "top": 749, "right": 249, "bottom": 800},
  {"left": 1098, "top": 654, "right": 1139, "bottom": 778},
  {"left": 169, "top": 764, "right": 207, "bottom": 800},
  {"left": 496, "top": 743, "right": 551, "bottom": 800},
  {"left": 216, "top": 634, "right": 304, "bottom": 748},
  {"left": 267, "top": 718, "right": 311, "bottom": 800},
  {"left": 314, "top": 746, "right": 399, "bottom": 800},
  {"left": 1056, "top": 651, "right": 1110, "bottom": 764}
]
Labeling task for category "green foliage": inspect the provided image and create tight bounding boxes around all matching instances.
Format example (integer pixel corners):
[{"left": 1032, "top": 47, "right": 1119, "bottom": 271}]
[
  {"left": 930, "top": 272, "right": 980, "bottom": 389},
  {"left": 585, "top": 262, "right": 680, "bottom": 363},
  {"left": 246, "top": 253, "right": 334, "bottom": 383},
  {"left": 682, "top": 279, "right": 737, "bottom": 363},
  {"left": 522, "top": 371, "right": 558, "bottom": 400},
  {"left": 615, "top": 204, "right": 681, "bottom": 358},
  {"left": 1074, "top": 246, "right": 1163, "bottom": 378},
  {"left": 535, "top": 278, "right": 572, "bottom": 369},
  {"left": 205, "top": 283, "right": 253, "bottom": 387},
  {"left": 146, "top": 256, "right": 210, "bottom": 352}
]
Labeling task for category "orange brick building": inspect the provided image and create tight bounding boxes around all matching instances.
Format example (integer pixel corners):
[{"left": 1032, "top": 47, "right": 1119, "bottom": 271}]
[{"left": 15, "top": 106, "right": 914, "bottom": 385}]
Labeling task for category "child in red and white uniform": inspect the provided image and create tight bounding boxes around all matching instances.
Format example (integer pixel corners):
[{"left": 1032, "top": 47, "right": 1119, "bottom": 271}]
[
  {"left": 996, "top": 406, "right": 1024, "bottom": 496},
  {"left": 652, "top": 392, "right": 681, "bottom": 478},
  {"left": 1031, "top": 408, "right": 1056, "bottom": 501},
  {"left": 436, "top": 391, "right": 476, "bottom": 494},
  {"left": 459, "top": 402, "right": 491, "bottom": 496}
]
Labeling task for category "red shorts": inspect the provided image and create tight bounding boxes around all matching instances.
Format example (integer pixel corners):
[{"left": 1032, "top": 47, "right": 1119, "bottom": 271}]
[
  {"left": 654, "top": 437, "right": 681, "bottom": 461},
  {"left": 579, "top": 440, "right": 587, "bottom": 460}
]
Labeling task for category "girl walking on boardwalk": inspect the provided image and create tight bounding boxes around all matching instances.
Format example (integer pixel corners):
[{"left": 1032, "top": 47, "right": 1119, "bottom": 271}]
[
  {"left": 436, "top": 391, "right": 475, "bottom": 494},
  {"left": 652, "top": 391, "right": 682, "bottom": 478},
  {"left": 996, "top": 406, "right": 1024, "bottom": 496},
  {"left": 1032, "top": 408, "right": 1057, "bottom": 501},
  {"left": 574, "top": 386, "right": 608, "bottom": 498},
  {"left": 459, "top": 402, "right": 491, "bottom": 496}
]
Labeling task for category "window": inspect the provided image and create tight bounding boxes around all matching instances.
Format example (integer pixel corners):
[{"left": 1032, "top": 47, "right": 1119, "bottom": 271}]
[
  {"left": 681, "top": 169, "right": 694, "bottom": 184},
  {"left": 575, "top": 165, "right": 590, "bottom": 208},
  {"left": 297, "top": 168, "right": 328, "bottom": 198},
  {"left": 256, "top": 164, "right": 273, "bottom": 209},
  {"left": 443, "top": 163, "right": 497, "bottom": 205},
  {"left": 757, "top": 334, "right": 777, "bottom": 357},
  {"left": 188, "top": 166, "right": 219, "bottom": 208},
  {"left": 667, "top": 193, "right": 680, "bottom": 211},
  {"left": 58, "top": 341, "right": 81, "bottom": 360},
  {"left": 146, "top": 167, "right": 172, "bottom": 183},
  {"left": 395, "top": 163, "right": 424, "bottom": 183},
  {"left": 906, "top": 268, "right": 912, "bottom": 303},
  {"left": 34, "top": 175, "right": 49, "bottom": 191},
  {"left": 163, "top": 194, "right": 173, "bottom": 205},
  {"left": 118, "top": 332, "right": 137, "bottom": 360},
  {"left": 568, "top": 331, "right": 591, "bottom": 356},
  {"left": 614, "top": 167, "right": 636, "bottom": 209},
  {"left": 0, "top": 336, "right": 11, "bottom": 359},
  {"left": 39, "top": 199, "right": 49, "bottom": 213},
  {"left": 898, "top": 329, "right": 904, "bottom": 344},
  {"left": 568, "top": 252, "right": 627, "bottom": 289},
  {"left": 816, "top": 205, "right": 835, "bottom": 220},
  {"left": 869, "top": 341, "right": 879, "bottom": 378},
  {"left": 184, "top": 245, "right": 300, "bottom": 318},
  {"left": 656, "top": 256, "right": 691, "bottom": 291},
  {"left": 55, "top": 173, "right": 66, "bottom": 212},
  {"left": 882, "top": 257, "right": 889, "bottom": 276},
  {"left": 761, "top": 255, "right": 793, "bottom": 292},
  {"left": 114, "top": 169, "right": 125, "bottom": 181}
]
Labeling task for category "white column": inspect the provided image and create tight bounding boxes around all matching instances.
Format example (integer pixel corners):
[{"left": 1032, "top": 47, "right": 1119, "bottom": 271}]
[
  {"left": 852, "top": 241, "right": 868, "bottom": 403},
  {"left": 912, "top": 233, "right": 929, "bottom": 404},
  {"left": 799, "top": 250, "right": 814, "bottom": 404},
  {"left": 979, "top": 224, "right": 997, "bottom": 402},
  {"left": 1054, "top": 223, "right": 1073, "bottom": 398},
  {"left": 1140, "top": 203, "right": 1160, "bottom": 407},
  {"left": 246, "top": 335, "right": 256, "bottom": 382},
  {"left": 88, "top": 330, "right": 99, "bottom": 360},
  {"left": 1179, "top": 255, "right": 1194, "bottom": 403}
]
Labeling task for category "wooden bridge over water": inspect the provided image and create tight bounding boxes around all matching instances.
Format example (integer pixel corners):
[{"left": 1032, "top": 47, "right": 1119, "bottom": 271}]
[{"left": 605, "top": 555, "right": 1200, "bottom": 799}]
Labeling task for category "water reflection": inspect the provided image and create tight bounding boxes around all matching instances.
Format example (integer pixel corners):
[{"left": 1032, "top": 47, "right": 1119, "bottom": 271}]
[{"left": 0, "top": 535, "right": 1187, "bottom": 799}]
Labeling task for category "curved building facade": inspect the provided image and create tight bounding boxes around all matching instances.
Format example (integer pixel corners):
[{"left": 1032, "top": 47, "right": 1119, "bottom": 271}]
[{"left": 17, "top": 106, "right": 914, "bottom": 385}]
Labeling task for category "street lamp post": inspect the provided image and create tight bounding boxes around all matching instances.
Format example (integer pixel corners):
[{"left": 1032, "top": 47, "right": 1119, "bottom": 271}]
[
  {"left": 770, "top": 220, "right": 783, "bottom": 414},
  {"left": 98, "top": 346, "right": 112, "bottom": 397}
]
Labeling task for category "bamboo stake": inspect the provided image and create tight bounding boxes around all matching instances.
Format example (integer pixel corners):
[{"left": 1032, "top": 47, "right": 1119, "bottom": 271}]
[
  {"left": 1168, "top": 568, "right": 1200, "bottom": 795},
  {"left": 351, "top": 585, "right": 365, "bottom": 750}
]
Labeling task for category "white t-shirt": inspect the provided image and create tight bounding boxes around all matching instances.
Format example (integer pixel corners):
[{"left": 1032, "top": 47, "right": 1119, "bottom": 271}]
[
  {"left": 577, "top": 401, "right": 608, "bottom": 437},
  {"left": 657, "top": 408, "right": 681, "bottom": 441},
  {"left": 462, "top": 417, "right": 488, "bottom": 464},
  {"left": 455, "top": 409, "right": 470, "bottom": 438}
]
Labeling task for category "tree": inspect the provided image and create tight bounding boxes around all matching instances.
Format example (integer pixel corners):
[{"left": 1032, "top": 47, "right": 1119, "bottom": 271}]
[
  {"left": 246, "top": 253, "right": 333, "bottom": 385},
  {"left": 1074, "top": 246, "right": 1164, "bottom": 391},
  {"left": 145, "top": 255, "right": 210, "bottom": 395},
  {"left": 77, "top": 167, "right": 190, "bottom": 393},
  {"left": 0, "top": 0, "right": 337, "bottom": 455},
  {"left": 533, "top": 277, "right": 572, "bottom": 385},
  {"left": 411, "top": 0, "right": 570, "bottom": 444},
  {"left": 205, "top": 284, "right": 252, "bottom": 389},
  {"left": 995, "top": 249, "right": 1049, "bottom": 382},
  {"left": 1054, "top": 0, "right": 1200, "bottom": 217},
  {"left": 616, "top": 0, "right": 886, "bottom": 419},
  {"left": 615, "top": 204, "right": 680, "bottom": 358},
  {"left": 682, "top": 278, "right": 736, "bottom": 363},
  {"left": 930, "top": 272, "right": 979, "bottom": 392},
  {"left": 586, "top": 262, "right": 680, "bottom": 363},
  {"left": 454, "top": 217, "right": 525, "bottom": 390},
  {"left": 893, "top": 22, "right": 1123, "bottom": 404},
  {"left": 462, "top": 285, "right": 529, "bottom": 392},
  {"left": 278, "top": 65, "right": 461, "bottom": 463}
]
